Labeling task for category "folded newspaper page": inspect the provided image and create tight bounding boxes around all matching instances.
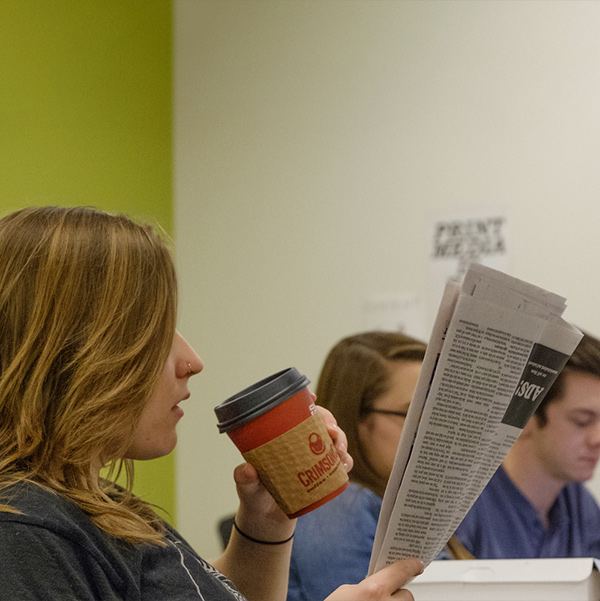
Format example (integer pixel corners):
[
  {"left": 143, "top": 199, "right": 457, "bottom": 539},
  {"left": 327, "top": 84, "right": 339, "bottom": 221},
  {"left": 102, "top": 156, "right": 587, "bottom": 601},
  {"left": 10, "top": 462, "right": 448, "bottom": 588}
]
[{"left": 368, "top": 263, "right": 583, "bottom": 573}]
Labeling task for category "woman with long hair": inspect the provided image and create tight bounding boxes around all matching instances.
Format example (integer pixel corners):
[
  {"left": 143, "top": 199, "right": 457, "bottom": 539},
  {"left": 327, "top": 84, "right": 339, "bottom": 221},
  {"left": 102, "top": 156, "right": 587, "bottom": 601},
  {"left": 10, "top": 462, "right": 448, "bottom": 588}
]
[{"left": 0, "top": 206, "right": 423, "bottom": 601}]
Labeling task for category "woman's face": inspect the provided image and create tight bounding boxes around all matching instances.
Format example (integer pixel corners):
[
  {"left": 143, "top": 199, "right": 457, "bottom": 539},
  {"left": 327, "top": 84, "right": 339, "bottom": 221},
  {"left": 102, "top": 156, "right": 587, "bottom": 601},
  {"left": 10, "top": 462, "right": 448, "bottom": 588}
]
[
  {"left": 125, "top": 331, "right": 203, "bottom": 461},
  {"left": 358, "top": 360, "right": 422, "bottom": 481}
]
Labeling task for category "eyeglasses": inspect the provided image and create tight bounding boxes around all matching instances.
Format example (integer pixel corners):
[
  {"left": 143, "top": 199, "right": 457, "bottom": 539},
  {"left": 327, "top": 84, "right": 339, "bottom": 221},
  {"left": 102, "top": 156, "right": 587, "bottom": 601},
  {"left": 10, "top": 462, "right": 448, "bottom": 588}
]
[{"left": 362, "top": 409, "right": 408, "bottom": 418}]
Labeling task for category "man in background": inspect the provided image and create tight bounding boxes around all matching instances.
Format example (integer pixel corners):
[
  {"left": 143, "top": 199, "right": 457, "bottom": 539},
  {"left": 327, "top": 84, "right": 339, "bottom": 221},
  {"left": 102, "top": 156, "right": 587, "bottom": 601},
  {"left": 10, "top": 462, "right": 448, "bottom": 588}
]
[{"left": 455, "top": 331, "right": 600, "bottom": 558}]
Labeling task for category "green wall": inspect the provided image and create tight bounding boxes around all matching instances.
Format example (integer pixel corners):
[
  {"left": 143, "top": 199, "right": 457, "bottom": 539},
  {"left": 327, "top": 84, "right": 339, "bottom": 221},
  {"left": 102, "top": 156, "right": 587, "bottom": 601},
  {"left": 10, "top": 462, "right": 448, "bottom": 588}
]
[{"left": 0, "top": 0, "right": 175, "bottom": 522}]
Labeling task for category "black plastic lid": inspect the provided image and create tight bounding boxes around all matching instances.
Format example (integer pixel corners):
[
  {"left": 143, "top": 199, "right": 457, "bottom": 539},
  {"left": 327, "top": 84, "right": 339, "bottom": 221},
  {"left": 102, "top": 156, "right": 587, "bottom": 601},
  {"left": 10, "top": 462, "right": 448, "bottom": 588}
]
[{"left": 214, "top": 367, "right": 310, "bottom": 433}]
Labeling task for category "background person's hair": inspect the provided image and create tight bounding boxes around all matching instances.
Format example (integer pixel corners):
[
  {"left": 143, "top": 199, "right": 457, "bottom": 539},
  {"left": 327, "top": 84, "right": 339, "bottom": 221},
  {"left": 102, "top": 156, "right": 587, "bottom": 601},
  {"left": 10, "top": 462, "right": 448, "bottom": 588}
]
[
  {"left": 0, "top": 206, "right": 177, "bottom": 543},
  {"left": 535, "top": 330, "right": 600, "bottom": 427},
  {"left": 315, "top": 331, "right": 426, "bottom": 498}
]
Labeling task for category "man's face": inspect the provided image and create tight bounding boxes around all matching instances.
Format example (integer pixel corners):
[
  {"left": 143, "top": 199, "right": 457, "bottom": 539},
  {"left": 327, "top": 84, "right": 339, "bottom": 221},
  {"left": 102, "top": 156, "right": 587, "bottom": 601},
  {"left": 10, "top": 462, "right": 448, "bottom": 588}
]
[{"left": 531, "top": 370, "right": 600, "bottom": 485}]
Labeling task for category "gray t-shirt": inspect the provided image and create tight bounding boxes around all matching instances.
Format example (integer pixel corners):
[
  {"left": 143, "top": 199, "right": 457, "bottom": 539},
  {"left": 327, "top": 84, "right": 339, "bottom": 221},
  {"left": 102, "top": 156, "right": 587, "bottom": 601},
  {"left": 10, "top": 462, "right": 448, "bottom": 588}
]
[{"left": 0, "top": 482, "right": 246, "bottom": 600}]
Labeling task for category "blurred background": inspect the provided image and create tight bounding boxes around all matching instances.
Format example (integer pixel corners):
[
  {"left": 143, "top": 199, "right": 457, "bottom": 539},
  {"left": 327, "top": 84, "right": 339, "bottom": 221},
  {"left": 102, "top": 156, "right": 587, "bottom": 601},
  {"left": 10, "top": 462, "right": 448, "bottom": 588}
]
[{"left": 3, "top": 0, "right": 600, "bottom": 560}]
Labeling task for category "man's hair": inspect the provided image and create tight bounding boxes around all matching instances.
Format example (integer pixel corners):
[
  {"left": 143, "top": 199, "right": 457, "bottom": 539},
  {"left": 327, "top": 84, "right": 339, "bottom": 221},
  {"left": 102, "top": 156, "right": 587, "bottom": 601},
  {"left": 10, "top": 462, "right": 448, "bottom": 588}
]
[
  {"left": 315, "top": 331, "right": 426, "bottom": 498},
  {"left": 535, "top": 330, "right": 600, "bottom": 426},
  {"left": 0, "top": 206, "right": 177, "bottom": 543}
]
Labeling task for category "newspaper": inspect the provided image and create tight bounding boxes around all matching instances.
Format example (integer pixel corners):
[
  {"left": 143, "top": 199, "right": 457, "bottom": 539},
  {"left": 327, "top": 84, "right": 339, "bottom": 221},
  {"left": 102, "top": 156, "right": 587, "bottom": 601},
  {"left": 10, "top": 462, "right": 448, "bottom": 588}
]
[{"left": 368, "top": 263, "right": 583, "bottom": 573}]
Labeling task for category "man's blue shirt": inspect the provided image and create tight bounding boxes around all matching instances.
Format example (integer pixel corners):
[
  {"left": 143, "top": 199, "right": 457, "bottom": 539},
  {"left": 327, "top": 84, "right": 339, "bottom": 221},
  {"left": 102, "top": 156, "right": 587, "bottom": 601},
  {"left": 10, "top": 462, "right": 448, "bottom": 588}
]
[{"left": 455, "top": 465, "right": 600, "bottom": 559}]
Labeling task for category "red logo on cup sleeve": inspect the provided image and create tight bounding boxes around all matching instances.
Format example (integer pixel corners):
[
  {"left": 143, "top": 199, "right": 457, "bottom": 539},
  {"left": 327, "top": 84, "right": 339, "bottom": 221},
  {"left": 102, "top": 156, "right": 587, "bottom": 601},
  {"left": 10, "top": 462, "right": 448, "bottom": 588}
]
[{"left": 308, "top": 432, "right": 326, "bottom": 455}]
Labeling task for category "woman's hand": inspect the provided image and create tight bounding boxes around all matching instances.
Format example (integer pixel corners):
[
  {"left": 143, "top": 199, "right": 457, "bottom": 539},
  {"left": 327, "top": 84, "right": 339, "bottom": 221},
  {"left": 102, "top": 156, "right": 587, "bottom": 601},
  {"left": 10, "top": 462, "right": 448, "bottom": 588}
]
[
  {"left": 233, "top": 461, "right": 295, "bottom": 543},
  {"left": 315, "top": 403, "right": 354, "bottom": 474},
  {"left": 232, "top": 394, "right": 353, "bottom": 543},
  {"left": 324, "top": 558, "right": 424, "bottom": 601}
]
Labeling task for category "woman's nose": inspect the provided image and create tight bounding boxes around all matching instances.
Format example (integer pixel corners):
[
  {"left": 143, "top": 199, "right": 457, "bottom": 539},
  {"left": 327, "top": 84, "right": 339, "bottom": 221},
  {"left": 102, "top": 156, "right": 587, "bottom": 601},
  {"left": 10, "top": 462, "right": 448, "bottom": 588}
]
[
  {"left": 175, "top": 331, "right": 204, "bottom": 377},
  {"left": 188, "top": 355, "right": 204, "bottom": 376}
]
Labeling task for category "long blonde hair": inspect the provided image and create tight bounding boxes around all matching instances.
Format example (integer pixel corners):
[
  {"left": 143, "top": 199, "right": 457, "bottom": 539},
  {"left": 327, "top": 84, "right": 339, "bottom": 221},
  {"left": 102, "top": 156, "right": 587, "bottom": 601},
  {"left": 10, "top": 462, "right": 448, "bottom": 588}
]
[{"left": 0, "top": 206, "right": 177, "bottom": 544}]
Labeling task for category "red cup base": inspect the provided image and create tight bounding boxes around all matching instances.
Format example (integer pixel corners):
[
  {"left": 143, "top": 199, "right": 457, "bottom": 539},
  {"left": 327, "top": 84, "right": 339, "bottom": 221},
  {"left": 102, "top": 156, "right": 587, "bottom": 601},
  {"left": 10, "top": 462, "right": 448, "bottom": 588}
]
[{"left": 286, "top": 480, "right": 350, "bottom": 518}]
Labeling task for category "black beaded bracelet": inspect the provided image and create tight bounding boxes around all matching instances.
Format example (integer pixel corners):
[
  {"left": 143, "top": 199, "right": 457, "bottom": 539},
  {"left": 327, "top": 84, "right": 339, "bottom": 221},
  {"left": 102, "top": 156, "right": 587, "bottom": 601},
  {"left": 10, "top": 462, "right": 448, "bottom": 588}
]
[{"left": 233, "top": 519, "right": 295, "bottom": 545}]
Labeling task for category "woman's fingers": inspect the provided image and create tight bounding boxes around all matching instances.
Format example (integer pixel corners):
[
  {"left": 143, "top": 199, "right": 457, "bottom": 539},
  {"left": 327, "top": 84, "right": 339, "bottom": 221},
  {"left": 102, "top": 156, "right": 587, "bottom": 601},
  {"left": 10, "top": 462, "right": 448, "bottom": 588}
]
[
  {"left": 364, "top": 558, "right": 424, "bottom": 597},
  {"left": 316, "top": 405, "right": 353, "bottom": 471},
  {"left": 325, "top": 558, "right": 424, "bottom": 600}
]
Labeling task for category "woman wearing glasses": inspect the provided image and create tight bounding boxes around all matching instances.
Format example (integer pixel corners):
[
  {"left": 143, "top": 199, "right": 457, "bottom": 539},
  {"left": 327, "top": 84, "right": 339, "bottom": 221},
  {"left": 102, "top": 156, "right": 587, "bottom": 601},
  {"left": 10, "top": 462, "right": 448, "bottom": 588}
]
[{"left": 287, "top": 331, "right": 470, "bottom": 601}]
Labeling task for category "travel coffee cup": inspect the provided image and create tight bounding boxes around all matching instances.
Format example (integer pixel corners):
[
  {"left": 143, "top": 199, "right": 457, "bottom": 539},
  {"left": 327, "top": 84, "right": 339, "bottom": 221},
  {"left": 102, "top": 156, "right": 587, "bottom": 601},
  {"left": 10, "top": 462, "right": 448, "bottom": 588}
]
[{"left": 214, "top": 367, "right": 349, "bottom": 518}]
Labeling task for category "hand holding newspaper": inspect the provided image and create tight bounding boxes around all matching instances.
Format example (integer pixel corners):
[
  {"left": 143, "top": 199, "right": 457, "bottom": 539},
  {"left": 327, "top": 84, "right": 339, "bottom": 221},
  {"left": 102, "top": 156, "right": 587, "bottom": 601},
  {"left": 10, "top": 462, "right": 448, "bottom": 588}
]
[{"left": 368, "top": 263, "right": 583, "bottom": 573}]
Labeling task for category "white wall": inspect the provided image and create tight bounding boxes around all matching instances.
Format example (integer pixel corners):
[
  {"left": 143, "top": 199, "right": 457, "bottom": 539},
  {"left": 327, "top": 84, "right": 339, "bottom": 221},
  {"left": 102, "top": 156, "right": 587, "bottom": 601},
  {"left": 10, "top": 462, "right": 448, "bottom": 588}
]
[{"left": 174, "top": 0, "right": 600, "bottom": 559}]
